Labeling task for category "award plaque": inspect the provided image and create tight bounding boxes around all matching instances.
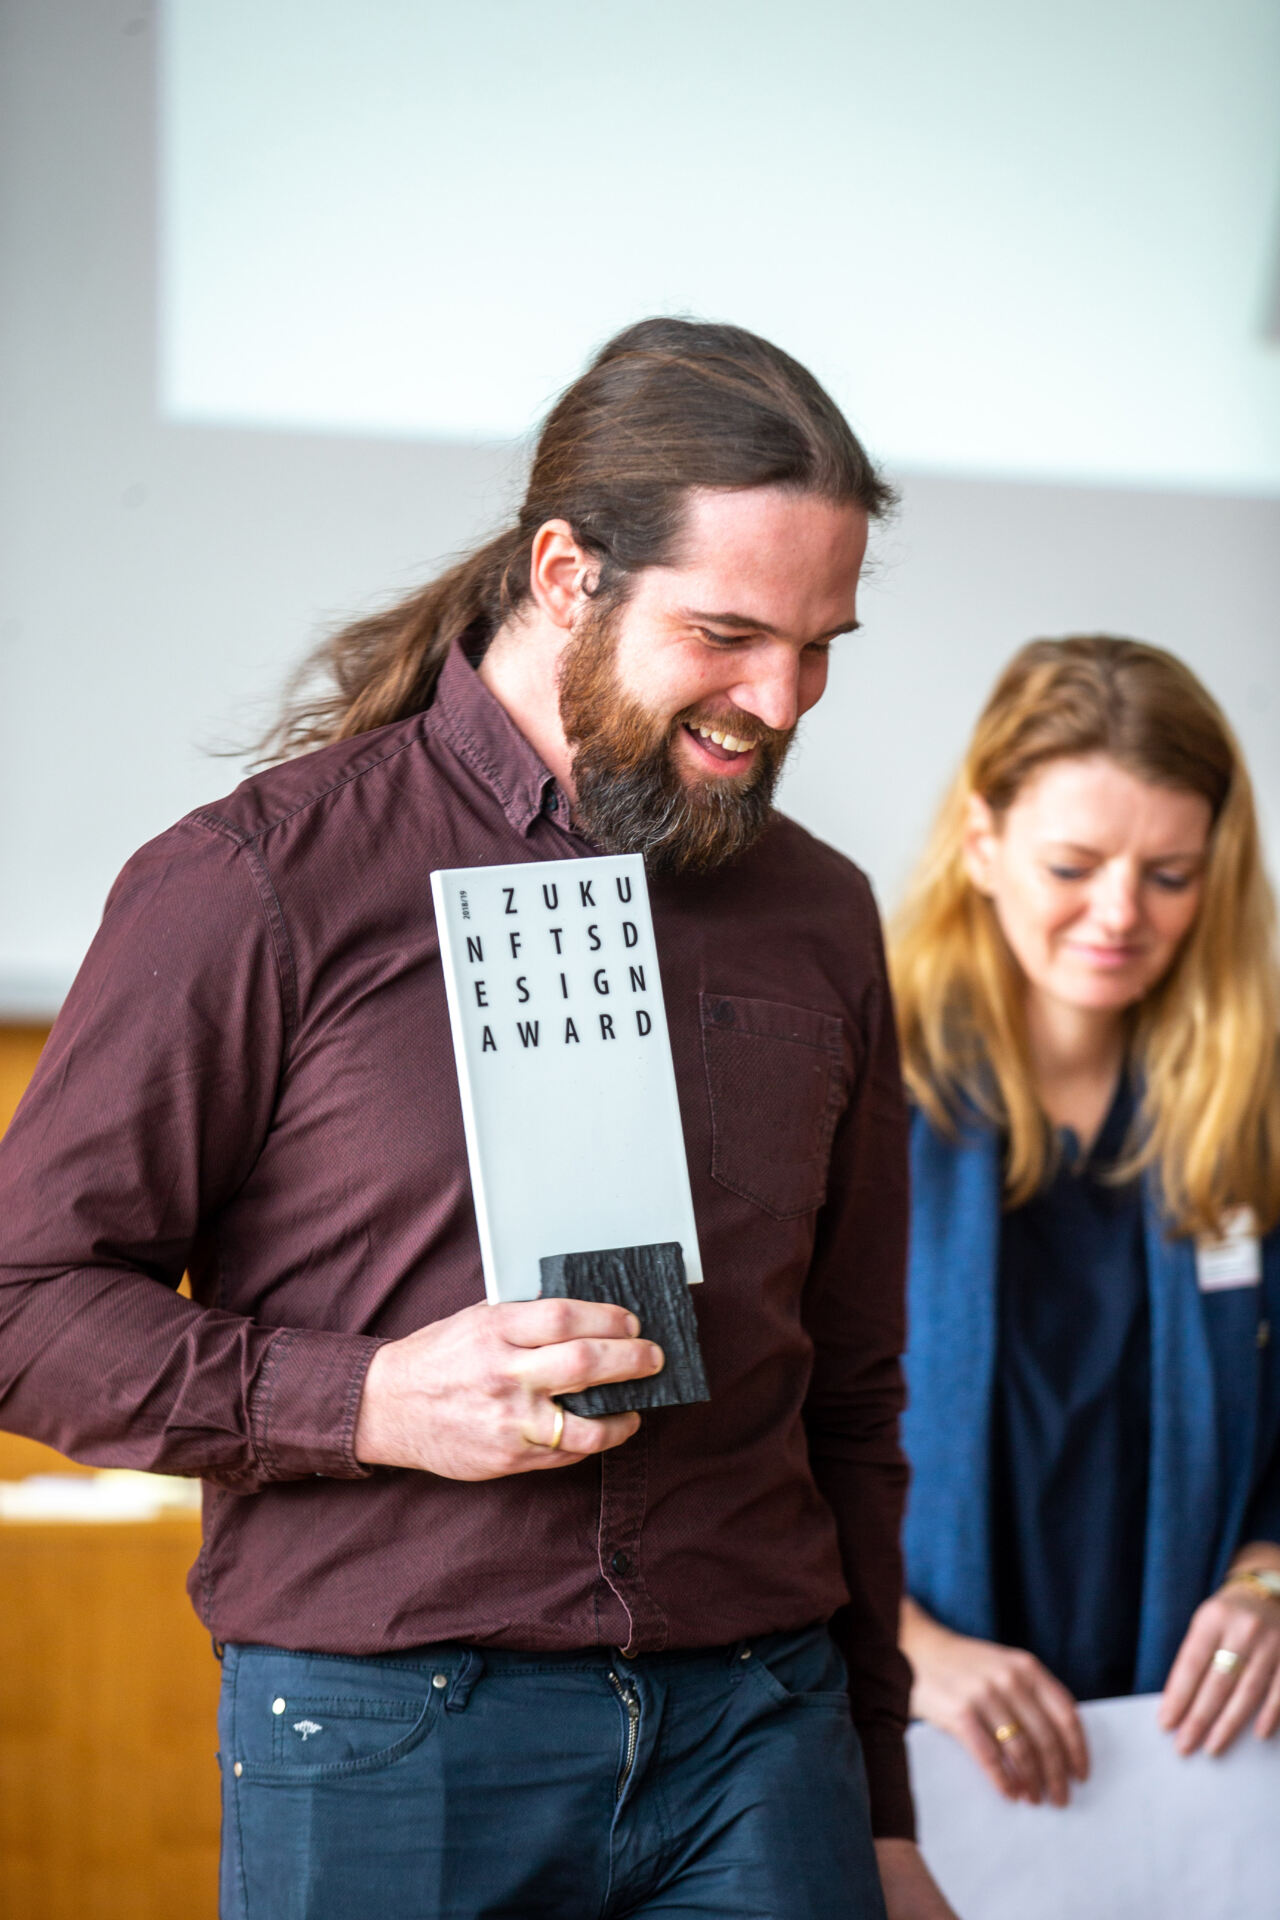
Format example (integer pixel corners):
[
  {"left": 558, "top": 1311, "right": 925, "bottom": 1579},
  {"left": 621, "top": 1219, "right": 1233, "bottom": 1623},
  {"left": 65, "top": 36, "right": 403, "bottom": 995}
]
[{"left": 431, "top": 852, "right": 709, "bottom": 1413}]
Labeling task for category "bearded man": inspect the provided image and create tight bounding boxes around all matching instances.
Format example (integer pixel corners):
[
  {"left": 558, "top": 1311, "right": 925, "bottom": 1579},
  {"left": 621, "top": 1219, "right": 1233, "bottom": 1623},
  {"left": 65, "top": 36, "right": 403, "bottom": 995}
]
[{"left": 0, "top": 319, "right": 956, "bottom": 1920}]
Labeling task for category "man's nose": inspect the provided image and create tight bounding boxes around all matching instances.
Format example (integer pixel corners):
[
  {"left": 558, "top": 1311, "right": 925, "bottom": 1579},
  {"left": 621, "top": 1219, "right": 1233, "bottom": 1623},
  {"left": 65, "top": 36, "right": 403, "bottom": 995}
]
[{"left": 732, "top": 648, "right": 803, "bottom": 735}]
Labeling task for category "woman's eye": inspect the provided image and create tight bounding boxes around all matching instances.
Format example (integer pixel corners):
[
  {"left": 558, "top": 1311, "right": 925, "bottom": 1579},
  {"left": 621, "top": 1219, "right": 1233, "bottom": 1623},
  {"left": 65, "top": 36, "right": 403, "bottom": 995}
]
[
  {"left": 1047, "top": 865, "right": 1088, "bottom": 881},
  {"left": 1150, "top": 870, "right": 1194, "bottom": 893}
]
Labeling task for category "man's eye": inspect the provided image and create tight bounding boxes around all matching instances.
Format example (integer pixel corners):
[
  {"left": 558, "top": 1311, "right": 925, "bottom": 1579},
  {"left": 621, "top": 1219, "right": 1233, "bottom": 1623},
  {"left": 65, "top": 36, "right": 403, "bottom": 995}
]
[
  {"left": 695, "top": 628, "right": 748, "bottom": 647},
  {"left": 804, "top": 640, "right": 833, "bottom": 657}
]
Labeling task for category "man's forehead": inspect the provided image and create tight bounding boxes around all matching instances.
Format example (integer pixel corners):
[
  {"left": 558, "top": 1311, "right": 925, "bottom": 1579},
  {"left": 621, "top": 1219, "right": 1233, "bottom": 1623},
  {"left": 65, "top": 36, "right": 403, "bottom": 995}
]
[{"left": 648, "top": 485, "right": 867, "bottom": 634}]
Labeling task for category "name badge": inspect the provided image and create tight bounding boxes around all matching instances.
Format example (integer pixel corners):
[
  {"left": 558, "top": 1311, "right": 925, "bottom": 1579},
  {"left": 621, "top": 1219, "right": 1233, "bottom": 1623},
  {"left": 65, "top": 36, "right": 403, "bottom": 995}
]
[{"left": 1196, "top": 1208, "right": 1262, "bottom": 1292}]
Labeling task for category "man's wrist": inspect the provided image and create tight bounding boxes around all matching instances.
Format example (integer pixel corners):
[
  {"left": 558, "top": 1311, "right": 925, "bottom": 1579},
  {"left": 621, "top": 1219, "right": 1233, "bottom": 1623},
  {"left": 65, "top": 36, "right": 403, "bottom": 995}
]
[{"left": 352, "top": 1341, "right": 402, "bottom": 1468}]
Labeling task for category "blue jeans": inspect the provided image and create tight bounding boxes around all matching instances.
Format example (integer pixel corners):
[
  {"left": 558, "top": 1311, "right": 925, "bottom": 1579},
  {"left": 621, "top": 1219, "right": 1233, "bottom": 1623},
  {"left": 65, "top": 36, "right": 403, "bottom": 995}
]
[{"left": 218, "top": 1625, "right": 886, "bottom": 1919}]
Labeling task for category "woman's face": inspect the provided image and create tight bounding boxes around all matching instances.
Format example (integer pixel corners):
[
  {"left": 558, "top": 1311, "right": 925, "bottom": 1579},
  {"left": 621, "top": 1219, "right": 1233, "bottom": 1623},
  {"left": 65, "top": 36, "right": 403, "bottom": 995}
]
[{"left": 964, "top": 753, "right": 1213, "bottom": 1017}]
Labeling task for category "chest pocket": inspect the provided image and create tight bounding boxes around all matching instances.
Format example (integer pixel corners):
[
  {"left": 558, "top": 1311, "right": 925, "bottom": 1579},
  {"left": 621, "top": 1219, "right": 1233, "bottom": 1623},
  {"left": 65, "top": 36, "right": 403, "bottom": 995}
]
[{"left": 701, "top": 992, "right": 846, "bottom": 1220}]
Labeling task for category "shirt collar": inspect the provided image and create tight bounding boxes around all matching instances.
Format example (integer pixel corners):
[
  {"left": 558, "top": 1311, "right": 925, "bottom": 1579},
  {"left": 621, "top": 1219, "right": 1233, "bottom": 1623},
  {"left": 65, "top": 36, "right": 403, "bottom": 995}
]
[{"left": 432, "top": 638, "right": 566, "bottom": 837}]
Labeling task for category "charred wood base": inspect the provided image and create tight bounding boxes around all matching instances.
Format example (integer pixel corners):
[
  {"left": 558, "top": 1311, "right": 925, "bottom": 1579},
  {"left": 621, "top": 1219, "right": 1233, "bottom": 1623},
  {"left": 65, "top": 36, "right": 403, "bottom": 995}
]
[{"left": 539, "top": 1242, "right": 710, "bottom": 1417}]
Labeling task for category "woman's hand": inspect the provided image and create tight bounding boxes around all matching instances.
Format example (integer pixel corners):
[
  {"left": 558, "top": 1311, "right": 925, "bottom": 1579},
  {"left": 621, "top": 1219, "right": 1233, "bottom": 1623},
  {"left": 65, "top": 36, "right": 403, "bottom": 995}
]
[
  {"left": 1160, "top": 1545, "right": 1280, "bottom": 1756},
  {"left": 901, "top": 1597, "right": 1088, "bottom": 1806}
]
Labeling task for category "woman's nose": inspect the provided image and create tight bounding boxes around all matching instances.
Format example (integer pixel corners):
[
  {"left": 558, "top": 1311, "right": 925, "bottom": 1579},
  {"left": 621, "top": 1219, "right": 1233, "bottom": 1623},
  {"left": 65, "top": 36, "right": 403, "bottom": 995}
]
[{"left": 1093, "top": 868, "right": 1142, "bottom": 933}]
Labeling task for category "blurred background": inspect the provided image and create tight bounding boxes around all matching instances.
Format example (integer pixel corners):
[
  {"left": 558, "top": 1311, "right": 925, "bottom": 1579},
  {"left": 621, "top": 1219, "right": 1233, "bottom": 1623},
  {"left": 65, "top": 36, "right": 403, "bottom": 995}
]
[
  {"left": 2, "top": 0, "right": 1278, "bottom": 1016},
  {"left": 1, "top": 0, "right": 1277, "bottom": 1913}
]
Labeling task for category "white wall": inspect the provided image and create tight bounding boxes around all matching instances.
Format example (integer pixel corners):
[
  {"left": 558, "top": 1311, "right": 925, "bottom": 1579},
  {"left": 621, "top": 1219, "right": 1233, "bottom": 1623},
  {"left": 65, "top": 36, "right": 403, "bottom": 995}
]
[
  {"left": 1, "top": 0, "right": 1278, "bottom": 1016},
  {"left": 785, "top": 476, "right": 1280, "bottom": 907},
  {"left": 163, "top": 0, "right": 1280, "bottom": 493}
]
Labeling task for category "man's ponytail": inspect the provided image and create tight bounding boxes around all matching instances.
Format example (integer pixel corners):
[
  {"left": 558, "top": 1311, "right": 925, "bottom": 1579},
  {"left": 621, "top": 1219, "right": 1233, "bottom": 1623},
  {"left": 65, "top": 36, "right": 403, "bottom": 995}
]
[{"left": 255, "top": 528, "right": 524, "bottom": 762}]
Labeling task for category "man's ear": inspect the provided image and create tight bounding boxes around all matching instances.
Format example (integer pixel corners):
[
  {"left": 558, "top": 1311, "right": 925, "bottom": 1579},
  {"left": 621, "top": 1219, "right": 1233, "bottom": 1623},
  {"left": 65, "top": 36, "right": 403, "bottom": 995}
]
[
  {"left": 961, "top": 792, "right": 999, "bottom": 895},
  {"left": 528, "top": 520, "right": 598, "bottom": 630}
]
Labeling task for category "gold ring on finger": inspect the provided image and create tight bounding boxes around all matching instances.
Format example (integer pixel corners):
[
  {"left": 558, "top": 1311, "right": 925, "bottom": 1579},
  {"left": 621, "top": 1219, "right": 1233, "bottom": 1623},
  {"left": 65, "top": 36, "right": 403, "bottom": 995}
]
[
  {"left": 522, "top": 1401, "right": 566, "bottom": 1452},
  {"left": 993, "top": 1721, "right": 1022, "bottom": 1744},
  {"left": 1212, "top": 1646, "right": 1242, "bottom": 1677}
]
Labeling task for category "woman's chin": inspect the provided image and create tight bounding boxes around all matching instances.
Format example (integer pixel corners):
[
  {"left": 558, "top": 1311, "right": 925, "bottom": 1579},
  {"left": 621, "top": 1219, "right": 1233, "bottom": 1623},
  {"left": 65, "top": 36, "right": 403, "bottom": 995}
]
[{"left": 1053, "top": 977, "right": 1152, "bottom": 1015}]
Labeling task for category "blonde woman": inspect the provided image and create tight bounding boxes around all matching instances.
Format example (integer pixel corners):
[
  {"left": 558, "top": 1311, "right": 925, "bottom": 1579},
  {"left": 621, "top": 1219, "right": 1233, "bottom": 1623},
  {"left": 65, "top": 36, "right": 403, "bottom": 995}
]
[{"left": 892, "top": 635, "right": 1280, "bottom": 1809}]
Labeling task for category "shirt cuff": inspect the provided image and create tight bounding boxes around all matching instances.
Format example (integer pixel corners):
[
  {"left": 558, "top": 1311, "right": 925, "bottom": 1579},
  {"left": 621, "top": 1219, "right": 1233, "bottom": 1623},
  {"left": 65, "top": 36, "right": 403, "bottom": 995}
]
[
  {"left": 858, "top": 1725, "right": 916, "bottom": 1841},
  {"left": 248, "top": 1326, "right": 384, "bottom": 1482}
]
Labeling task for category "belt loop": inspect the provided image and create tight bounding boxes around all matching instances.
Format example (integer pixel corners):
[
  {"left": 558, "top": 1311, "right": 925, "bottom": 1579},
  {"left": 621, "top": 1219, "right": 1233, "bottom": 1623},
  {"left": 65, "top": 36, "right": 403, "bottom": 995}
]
[
  {"left": 210, "top": 1635, "right": 226, "bottom": 1662},
  {"left": 446, "top": 1649, "right": 484, "bottom": 1713}
]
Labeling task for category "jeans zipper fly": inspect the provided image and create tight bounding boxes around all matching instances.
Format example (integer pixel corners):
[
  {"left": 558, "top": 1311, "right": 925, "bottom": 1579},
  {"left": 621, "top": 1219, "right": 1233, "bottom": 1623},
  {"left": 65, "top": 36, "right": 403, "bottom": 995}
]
[{"left": 609, "top": 1670, "right": 640, "bottom": 1799}]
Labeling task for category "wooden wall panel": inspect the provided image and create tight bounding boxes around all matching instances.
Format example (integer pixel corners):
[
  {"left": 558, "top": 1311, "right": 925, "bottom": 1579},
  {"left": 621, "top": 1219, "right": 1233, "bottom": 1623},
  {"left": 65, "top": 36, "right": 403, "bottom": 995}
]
[
  {"left": 0, "top": 1025, "right": 47, "bottom": 1132},
  {"left": 1, "top": 1029, "right": 220, "bottom": 1917},
  {"left": 0, "top": 1521, "right": 219, "bottom": 1920},
  {"left": 0, "top": 1030, "right": 89, "bottom": 1481}
]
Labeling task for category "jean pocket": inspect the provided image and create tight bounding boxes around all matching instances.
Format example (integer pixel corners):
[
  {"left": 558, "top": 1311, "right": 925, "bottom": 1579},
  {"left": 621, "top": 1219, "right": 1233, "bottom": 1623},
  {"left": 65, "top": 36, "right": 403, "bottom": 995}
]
[
  {"left": 701, "top": 993, "right": 846, "bottom": 1219},
  {"left": 745, "top": 1630, "right": 852, "bottom": 1711},
  {"left": 229, "top": 1652, "right": 442, "bottom": 1781}
]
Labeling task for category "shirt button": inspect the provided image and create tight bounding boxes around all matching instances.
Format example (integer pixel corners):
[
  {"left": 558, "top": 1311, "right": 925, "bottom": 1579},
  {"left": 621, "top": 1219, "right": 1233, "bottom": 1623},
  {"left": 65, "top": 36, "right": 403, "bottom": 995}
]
[
  {"left": 432, "top": 1673, "right": 449, "bottom": 1690},
  {"left": 611, "top": 1550, "right": 632, "bottom": 1577},
  {"left": 233, "top": 1762, "right": 243, "bottom": 1778},
  {"left": 711, "top": 1000, "right": 734, "bottom": 1027},
  {"left": 271, "top": 1697, "right": 286, "bottom": 1715}
]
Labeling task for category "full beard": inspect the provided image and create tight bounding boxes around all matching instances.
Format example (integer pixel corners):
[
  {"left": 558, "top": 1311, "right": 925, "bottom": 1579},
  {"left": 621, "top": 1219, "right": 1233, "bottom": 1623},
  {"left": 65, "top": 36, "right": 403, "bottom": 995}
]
[{"left": 557, "top": 602, "right": 793, "bottom": 877}]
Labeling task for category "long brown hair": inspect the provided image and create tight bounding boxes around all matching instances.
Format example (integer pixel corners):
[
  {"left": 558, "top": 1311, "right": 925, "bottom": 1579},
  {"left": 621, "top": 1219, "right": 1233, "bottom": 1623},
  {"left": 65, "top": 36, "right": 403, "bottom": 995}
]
[
  {"left": 256, "top": 317, "right": 894, "bottom": 762},
  {"left": 890, "top": 635, "right": 1280, "bottom": 1236}
]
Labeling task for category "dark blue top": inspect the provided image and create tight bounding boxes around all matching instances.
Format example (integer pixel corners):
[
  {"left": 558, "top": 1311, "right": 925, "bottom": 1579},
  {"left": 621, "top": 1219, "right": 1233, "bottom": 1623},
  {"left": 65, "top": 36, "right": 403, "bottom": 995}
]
[{"left": 992, "top": 1078, "right": 1150, "bottom": 1700}]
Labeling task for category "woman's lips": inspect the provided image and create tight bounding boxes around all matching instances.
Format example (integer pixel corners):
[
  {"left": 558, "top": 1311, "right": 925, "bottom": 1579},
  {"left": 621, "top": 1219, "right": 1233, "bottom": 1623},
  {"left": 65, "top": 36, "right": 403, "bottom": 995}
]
[{"left": 1068, "top": 942, "right": 1145, "bottom": 968}]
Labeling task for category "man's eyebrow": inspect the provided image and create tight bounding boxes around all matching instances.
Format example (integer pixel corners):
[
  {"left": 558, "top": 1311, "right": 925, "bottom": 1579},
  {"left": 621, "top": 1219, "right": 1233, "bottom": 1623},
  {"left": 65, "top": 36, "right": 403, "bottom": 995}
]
[{"left": 681, "top": 607, "right": 861, "bottom": 639}]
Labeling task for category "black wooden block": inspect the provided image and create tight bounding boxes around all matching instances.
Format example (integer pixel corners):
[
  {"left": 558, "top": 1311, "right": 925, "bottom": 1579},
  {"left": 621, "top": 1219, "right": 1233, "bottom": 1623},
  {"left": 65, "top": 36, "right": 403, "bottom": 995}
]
[{"left": 539, "top": 1242, "right": 711, "bottom": 1417}]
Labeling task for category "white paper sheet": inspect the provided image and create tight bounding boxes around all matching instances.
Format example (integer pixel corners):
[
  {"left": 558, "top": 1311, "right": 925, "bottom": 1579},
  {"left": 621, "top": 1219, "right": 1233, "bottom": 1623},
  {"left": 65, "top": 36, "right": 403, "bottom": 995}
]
[{"left": 909, "top": 1693, "right": 1280, "bottom": 1918}]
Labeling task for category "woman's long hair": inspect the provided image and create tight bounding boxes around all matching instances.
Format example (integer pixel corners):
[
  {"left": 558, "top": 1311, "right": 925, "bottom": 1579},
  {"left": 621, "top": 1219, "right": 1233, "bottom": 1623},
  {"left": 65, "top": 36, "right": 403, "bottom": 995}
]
[
  {"left": 890, "top": 635, "right": 1280, "bottom": 1236},
  {"left": 254, "top": 316, "right": 893, "bottom": 762}
]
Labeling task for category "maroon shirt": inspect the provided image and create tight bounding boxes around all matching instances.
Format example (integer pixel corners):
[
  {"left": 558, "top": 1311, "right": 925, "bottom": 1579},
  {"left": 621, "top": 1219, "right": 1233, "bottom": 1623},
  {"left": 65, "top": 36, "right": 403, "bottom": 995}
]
[{"left": 0, "top": 644, "right": 914, "bottom": 1835}]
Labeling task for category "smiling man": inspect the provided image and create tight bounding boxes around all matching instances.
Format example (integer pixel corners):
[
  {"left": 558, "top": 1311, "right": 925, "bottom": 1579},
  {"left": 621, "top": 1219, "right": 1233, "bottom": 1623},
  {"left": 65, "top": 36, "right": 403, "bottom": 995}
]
[{"left": 0, "top": 319, "right": 955, "bottom": 1920}]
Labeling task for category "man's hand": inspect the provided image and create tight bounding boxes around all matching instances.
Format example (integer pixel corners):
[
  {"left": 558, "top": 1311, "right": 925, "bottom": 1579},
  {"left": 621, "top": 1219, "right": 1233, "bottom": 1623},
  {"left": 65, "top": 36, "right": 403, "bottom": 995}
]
[
  {"left": 900, "top": 1598, "right": 1088, "bottom": 1807},
  {"left": 874, "top": 1839, "right": 960, "bottom": 1920},
  {"left": 1160, "top": 1542, "right": 1280, "bottom": 1756},
  {"left": 353, "top": 1298, "right": 663, "bottom": 1478}
]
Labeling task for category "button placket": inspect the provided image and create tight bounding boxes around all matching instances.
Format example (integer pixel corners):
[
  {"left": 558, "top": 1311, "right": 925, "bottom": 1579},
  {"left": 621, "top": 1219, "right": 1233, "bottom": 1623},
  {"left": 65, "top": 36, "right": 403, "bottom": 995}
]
[{"left": 598, "top": 1425, "right": 667, "bottom": 1654}]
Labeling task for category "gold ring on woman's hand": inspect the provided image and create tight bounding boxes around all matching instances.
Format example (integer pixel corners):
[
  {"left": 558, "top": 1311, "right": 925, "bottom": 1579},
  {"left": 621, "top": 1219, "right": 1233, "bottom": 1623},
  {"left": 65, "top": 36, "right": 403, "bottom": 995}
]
[
  {"left": 993, "top": 1721, "right": 1022, "bottom": 1744},
  {"left": 1211, "top": 1646, "right": 1243, "bottom": 1676}
]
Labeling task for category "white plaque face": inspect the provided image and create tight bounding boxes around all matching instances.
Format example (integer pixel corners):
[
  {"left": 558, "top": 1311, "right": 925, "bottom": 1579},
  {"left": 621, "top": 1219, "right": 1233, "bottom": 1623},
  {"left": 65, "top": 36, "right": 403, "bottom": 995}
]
[{"left": 431, "top": 853, "right": 702, "bottom": 1303}]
